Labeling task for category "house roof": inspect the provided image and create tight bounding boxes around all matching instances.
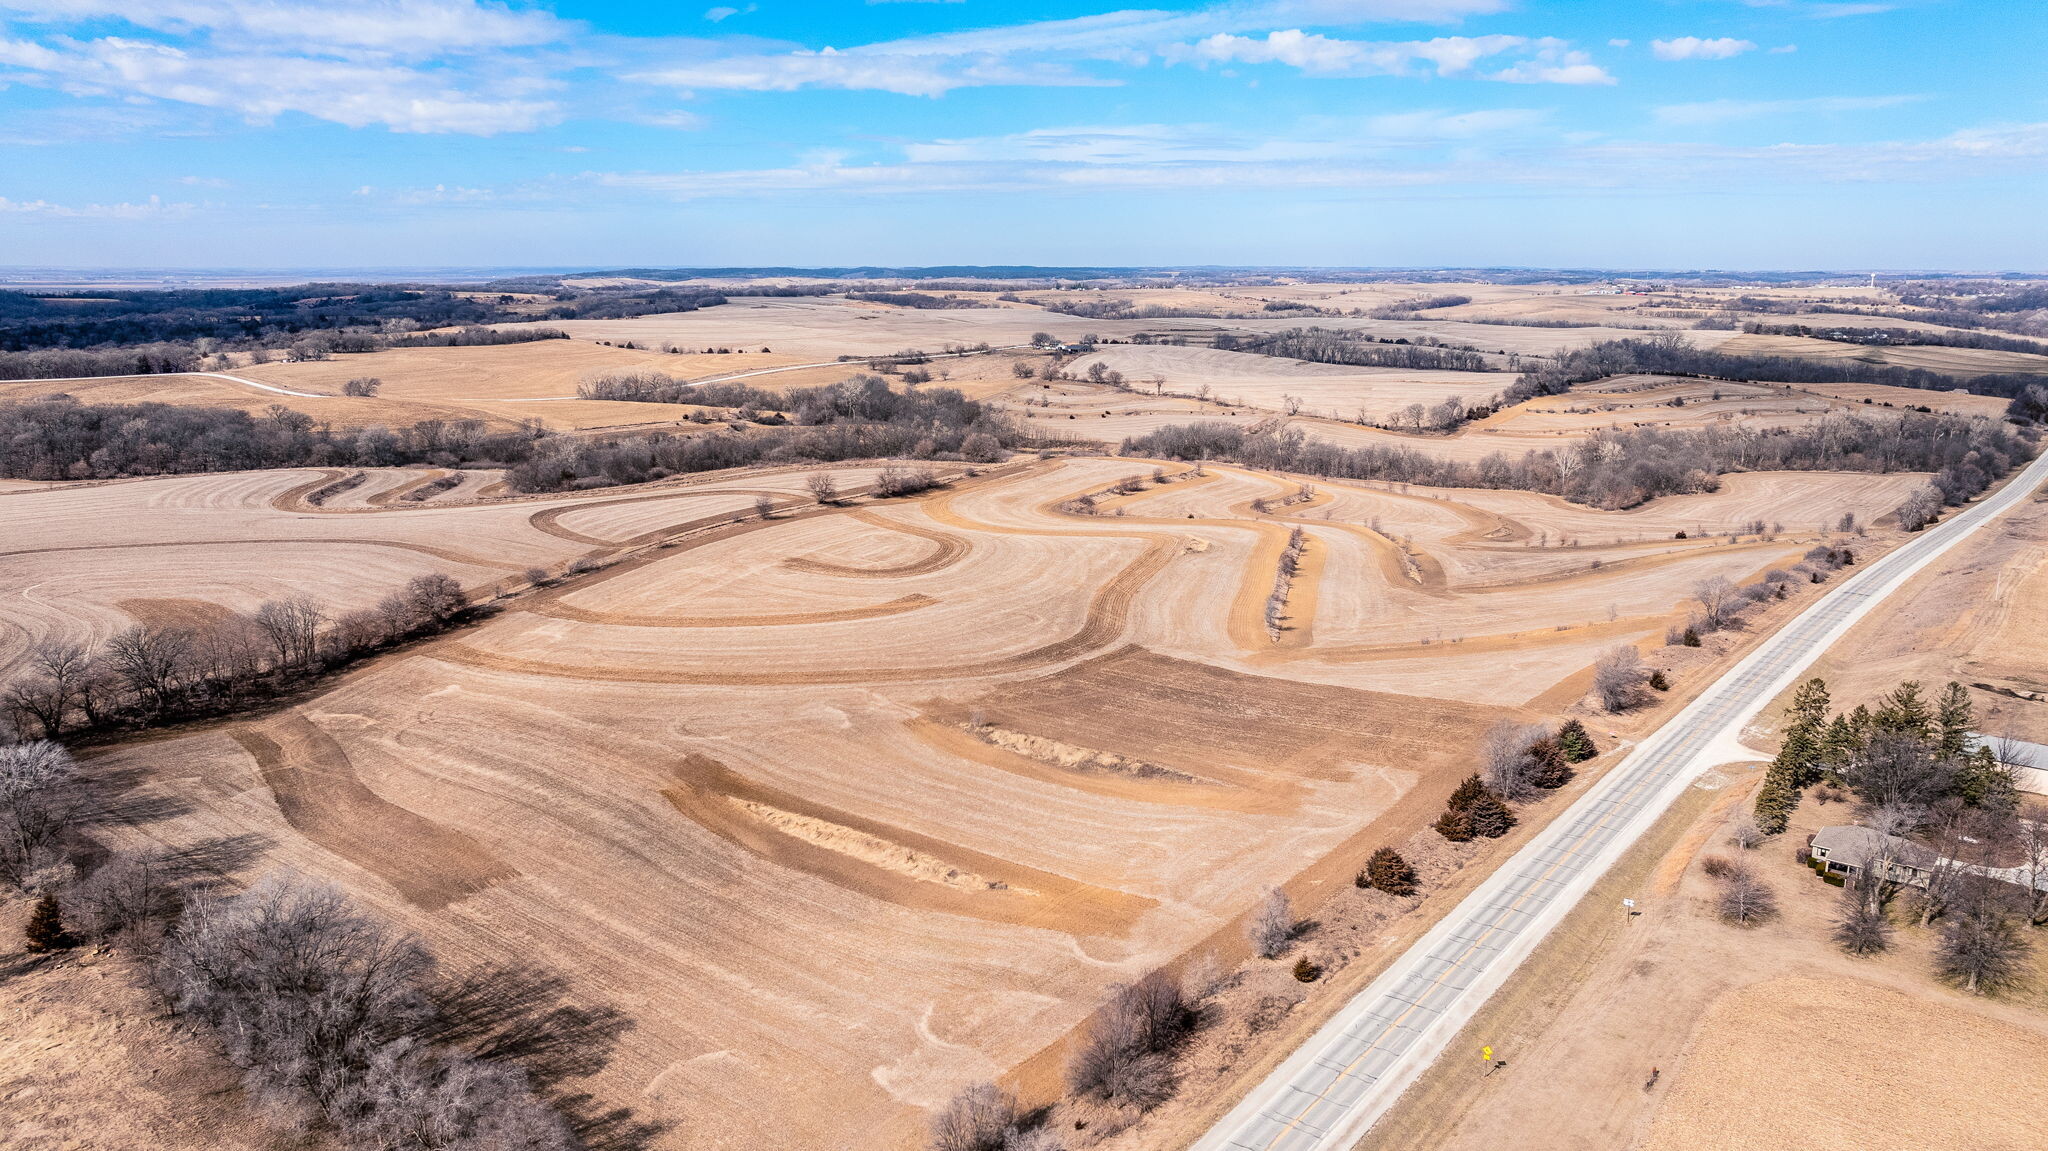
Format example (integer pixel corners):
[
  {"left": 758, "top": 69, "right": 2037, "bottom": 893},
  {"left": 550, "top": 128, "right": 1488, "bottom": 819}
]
[{"left": 1811, "top": 825, "right": 1937, "bottom": 870}]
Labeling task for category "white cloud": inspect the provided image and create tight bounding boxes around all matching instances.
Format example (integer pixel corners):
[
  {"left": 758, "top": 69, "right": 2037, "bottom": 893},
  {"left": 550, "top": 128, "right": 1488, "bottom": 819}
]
[
  {"left": 1607, "top": 38, "right": 1630, "bottom": 48},
  {"left": 1653, "top": 94, "right": 1919, "bottom": 125},
  {"left": 1651, "top": 37, "right": 1758, "bottom": 61},
  {"left": 178, "top": 174, "right": 229, "bottom": 186},
  {"left": 1770, "top": 44, "right": 1799, "bottom": 53},
  {"left": 0, "top": 193, "right": 193, "bottom": 217},
  {"left": 1170, "top": 31, "right": 1614, "bottom": 84},
  {"left": 0, "top": 35, "right": 559, "bottom": 132},
  {"left": 0, "top": 0, "right": 568, "bottom": 57},
  {"left": 704, "top": 6, "right": 738, "bottom": 21}
]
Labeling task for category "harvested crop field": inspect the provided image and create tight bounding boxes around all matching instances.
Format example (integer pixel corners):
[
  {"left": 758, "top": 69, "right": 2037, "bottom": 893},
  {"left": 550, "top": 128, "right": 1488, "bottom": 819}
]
[{"left": 6, "top": 439, "right": 1928, "bottom": 1150}]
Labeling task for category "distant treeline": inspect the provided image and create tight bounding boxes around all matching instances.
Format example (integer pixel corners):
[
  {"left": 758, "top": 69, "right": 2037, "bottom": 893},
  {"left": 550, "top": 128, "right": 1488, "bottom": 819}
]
[
  {"left": 846, "top": 291, "right": 985, "bottom": 310},
  {"left": 1214, "top": 327, "right": 1494, "bottom": 372},
  {"left": 1504, "top": 335, "right": 2048, "bottom": 417},
  {"left": 1122, "top": 410, "right": 2032, "bottom": 511},
  {"left": 0, "top": 399, "right": 538, "bottom": 481},
  {"left": 513, "top": 375, "right": 1015, "bottom": 491},
  {"left": 1368, "top": 293, "right": 1472, "bottom": 317},
  {"left": 0, "top": 286, "right": 530, "bottom": 351},
  {"left": 1, "top": 324, "right": 564, "bottom": 381},
  {"left": 1743, "top": 322, "right": 2048, "bottom": 358},
  {"left": 387, "top": 325, "right": 568, "bottom": 348}
]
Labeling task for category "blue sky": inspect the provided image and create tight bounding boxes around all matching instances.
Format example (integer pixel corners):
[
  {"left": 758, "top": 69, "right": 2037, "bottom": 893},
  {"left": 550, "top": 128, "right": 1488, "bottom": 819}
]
[{"left": 0, "top": 0, "right": 2041, "bottom": 270}]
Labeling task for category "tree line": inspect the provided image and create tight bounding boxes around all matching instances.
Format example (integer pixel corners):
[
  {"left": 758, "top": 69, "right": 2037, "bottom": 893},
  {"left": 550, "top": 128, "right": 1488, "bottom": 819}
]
[
  {"left": 1213, "top": 327, "right": 1494, "bottom": 372},
  {"left": 845, "top": 292, "right": 985, "bottom": 310},
  {"left": 1120, "top": 407, "right": 2030, "bottom": 511},
  {"left": 0, "top": 399, "right": 542, "bottom": 481},
  {"left": 2, "top": 574, "right": 471, "bottom": 742},
  {"left": 1742, "top": 322, "right": 2048, "bottom": 358},
  {"left": 1503, "top": 334, "right": 2048, "bottom": 416},
  {"left": 510, "top": 375, "right": 1014, "bottom": 492}
]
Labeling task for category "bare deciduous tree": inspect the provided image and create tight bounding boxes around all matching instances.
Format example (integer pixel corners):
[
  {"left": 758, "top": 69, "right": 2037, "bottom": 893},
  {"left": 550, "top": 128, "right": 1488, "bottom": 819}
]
[
  {"left": 1593, "top": 646, "right": 1648, "bottom": 712},
  {"left": 1245, "top": 887, "right": 1294, "bottom": 959}
]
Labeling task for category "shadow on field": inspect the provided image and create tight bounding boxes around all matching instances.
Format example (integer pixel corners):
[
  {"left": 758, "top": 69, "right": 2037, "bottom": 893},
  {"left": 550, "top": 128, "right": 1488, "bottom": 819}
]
[{"left": 431, "top": 963, "right": 670, "bottom": 1150}]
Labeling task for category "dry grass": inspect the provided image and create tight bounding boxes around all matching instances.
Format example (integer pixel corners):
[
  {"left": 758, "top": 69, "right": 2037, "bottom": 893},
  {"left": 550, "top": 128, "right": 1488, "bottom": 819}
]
[{"left": 1640, "top": 975, "right": 2048, "bottom": 1151}]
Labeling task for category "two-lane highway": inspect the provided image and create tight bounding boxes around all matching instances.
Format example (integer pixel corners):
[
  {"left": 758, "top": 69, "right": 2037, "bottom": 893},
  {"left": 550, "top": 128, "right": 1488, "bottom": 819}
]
[{"left": 1193, "top": 448, "right": 2048, "bottom": 1151}]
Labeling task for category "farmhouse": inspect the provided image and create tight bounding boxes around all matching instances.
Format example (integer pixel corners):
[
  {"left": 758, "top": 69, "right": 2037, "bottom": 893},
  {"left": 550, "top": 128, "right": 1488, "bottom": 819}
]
[{"left": 1809, "top": 825, "right": 1937, "bottom": 888}]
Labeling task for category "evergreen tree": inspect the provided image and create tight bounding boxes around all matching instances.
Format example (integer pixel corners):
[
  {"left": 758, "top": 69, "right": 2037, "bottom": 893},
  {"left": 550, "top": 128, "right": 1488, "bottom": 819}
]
[
  {"left": 1446, "top": 774, "right": 1488, "bottom": 812},
  {"left": 1936, "top": 681, "right": 1975, "bottom": 759},
  {"left": 1527, "top": 738, "right": 1575, "bottom": 789},
  {"left": 1363, "top": 847, "right": 1419, "bottom": 896},
  {"left": 1753, "top": 771, "right": 1797, "bottom": 836},
  {"left": 1875, "top": 681, "right": 1933, "bottom": 738},
  {"left": 1820, "top": 715, "right": 1861, "bottom": 785},
  {"left": 1433, "top": 808, "right": 1475, "bottom": 842},
  {"left": 1556, "top": 719, "right": 1597, "bottom": 763},
  {"left": 1955, "top": 746, "right": 2018, "bottom": 812},
  {"left": 1465, "top": 793, "right": 1518, "bottom": 838},
  {"left": 24, "top": 893, "right": 75, "bottom": 953},
  {"left": 1648, "top": 670, "right": 1671, "bottom": 691}
]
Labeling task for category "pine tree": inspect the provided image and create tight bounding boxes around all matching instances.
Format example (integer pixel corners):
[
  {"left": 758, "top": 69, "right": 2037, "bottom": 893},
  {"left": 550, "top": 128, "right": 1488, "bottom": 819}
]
[
  {"left": 1364, "top": 847, "right": 1419, "bottom": 896},
  {"left": 1446, "top": 774, "right": 1488, "bottom": 812},
  {"left": 1527, "top": 738, "right": 1575, "bottom": 789},
  {"left": 1936, "top": 681, "right": 1974, "bottom": 759},
  {"left": 24, "top": 893, "right": 75, "bottom": 953},
  {"left": 1820, "top": 714, "right": 1860, "bottom": 785},
  {"left": 1955, "top": 746, "right": 2017, "bottom": 811},
  {"left": 1681, "top": 627, "right": 1701, "bottom": 647},
  {"left": 1648, "top": 670, "right": 1671, "bottom": 691},
  {"left": 1556, "top": 719, "right": 1597, "bottom": 763},
  {"left": 1465, "top": 793, "right": 1518, "bottom": 838},
  {"left": 1433, "top": 808, "right": 1475, "bottom": 842},
  {"left": 1875, "top": 681, "right": 1932, "bottom": 738},
  {"left": 1753, "top": 771, "right": 1797, "bottom": 835}
]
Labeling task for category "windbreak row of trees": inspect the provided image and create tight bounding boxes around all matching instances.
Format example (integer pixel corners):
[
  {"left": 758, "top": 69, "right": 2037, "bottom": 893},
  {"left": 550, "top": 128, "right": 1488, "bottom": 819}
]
[
  {"left": 1213, "top": 328, "right": 1494, "bottom": 372},
  {"left": 1121, "top": 409, "right": 2031, "bottom": 510},
  {"left": 1503, "top": 335, "right": 2048, "bottom": 416},
  {"left": 0, "top": 399, "right": 542, "bottom": 480},
  {"left": 2, "top": 574, "right": 471, "bottom": 741}
]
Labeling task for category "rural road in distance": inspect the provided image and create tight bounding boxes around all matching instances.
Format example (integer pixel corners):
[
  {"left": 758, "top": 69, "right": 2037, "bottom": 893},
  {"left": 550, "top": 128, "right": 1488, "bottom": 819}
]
[{"left": 1192, "top": 447, "right": 2048, "bottom": 1151}]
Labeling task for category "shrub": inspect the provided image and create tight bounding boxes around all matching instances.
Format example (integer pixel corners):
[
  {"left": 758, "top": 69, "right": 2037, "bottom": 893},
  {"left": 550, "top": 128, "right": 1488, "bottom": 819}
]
[
  {"left": 1292, "top": 957, "right": 1321, "bottom": 983},
  {"left": 1556, "top": 719, "right": 1597, "bottom": 763},
  {"left": 1465, "top": 793, "right": 1517, "bottom": 838},
  {"left": 343, "top": 377, "right": 382, "bottom": 397},
  {"left": 1682, "top": 627, "right": 1701, "bottom": 647},
  {"left": 928, "top": 1082, "right": 1019, "bottom": 1151},
  {"left": 1065, "top": 970, "right": 1194, "bottom": 1111},
  {"left": 1649, "top": 670, "right": 1671, "bottom": 691},
  {"left": 1363, "top": 847, "right": 1419, "bottom": 897},
  {"left": 1433, "top": 808, "right": 1475, "bottom": 842},
  {"left": 24, "top": 892, "right": 75, "bottom": 952},
  {"left": 1699, "top": 855, "right": 1738, "bottom": 879}
]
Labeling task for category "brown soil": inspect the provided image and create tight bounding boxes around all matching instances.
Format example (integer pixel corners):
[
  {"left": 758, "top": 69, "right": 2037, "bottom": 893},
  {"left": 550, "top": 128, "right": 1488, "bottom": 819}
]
[{"left": 231, "top": 711, "right": 516, "bottom": 910}]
